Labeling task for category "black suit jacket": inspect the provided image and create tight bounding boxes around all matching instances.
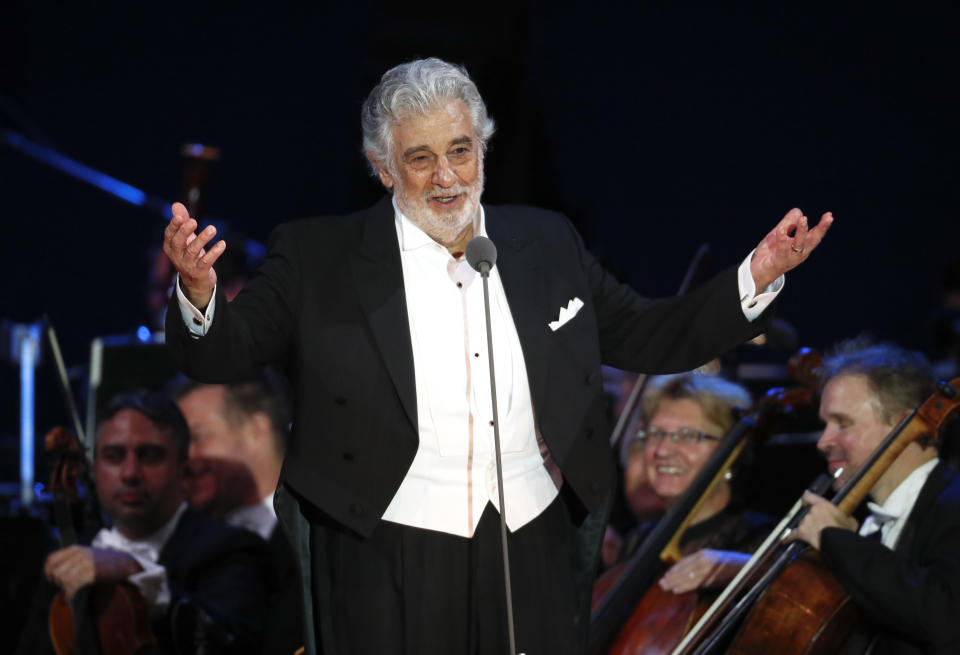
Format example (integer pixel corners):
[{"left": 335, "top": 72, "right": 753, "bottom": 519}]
[
  {"left": 257, "top": 524, "right": 305, "bottom": 655},
  {"left": 157, "top": 509, "right": 275, "bottom": 653},
  {"left": 821, "top": 462, "right": 960, "bottom": 654}
]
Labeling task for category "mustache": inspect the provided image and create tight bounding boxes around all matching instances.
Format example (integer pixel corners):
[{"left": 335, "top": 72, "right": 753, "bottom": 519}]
[{"left": 425, "top": 185, "right": 472, "bottom": 199}]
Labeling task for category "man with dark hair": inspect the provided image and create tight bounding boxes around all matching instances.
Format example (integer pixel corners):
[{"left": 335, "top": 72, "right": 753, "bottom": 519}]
[
  {"left": 796, "top": 341, "right": 960, "bottom": 654},
  {"left": 161, "top": 57, "right": 831, "bottom": 654},
  {"left": 172, "top": 376, "right": 303, "bottom": 655},
  {"left": 35, "top": 390, "right": 275, "bottom": 654},
  {"left": 172, "top": 375, "right": 289, "bottom": 534}
]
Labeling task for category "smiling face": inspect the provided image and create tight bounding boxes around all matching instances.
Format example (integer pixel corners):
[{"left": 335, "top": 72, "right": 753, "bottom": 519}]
[
  {"left": 95, "top": 409, "right": 185, "bottom": 540},
  {"left": 817, "top": 374, "right": 894, "bottom": 491},
  {"left": 176, "top": 385, "right": 259, "bottom": 514},
  {"left": 642, "top": 398, "right": 724, "bottom": 505},
  {"left": 369, "top": 99, "right": 483, "bottom": 247}
]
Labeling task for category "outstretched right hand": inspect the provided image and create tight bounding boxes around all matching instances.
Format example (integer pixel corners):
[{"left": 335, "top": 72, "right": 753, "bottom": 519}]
[{"left": 162, "top": 202, "right": 226, "bottom": 310}]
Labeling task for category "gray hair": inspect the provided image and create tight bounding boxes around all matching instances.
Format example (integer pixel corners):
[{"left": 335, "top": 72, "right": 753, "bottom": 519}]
[
  {"left": 820, "top": 338, "right": 934, "bottom": 424},
  {"left": 361, "top": 57, "right": 496, "bottom": 176}
]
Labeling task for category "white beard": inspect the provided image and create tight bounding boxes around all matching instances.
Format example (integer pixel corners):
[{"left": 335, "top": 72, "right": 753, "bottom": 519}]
[{"left": 394, "top": 167, "right": 484, "bottom": 246}]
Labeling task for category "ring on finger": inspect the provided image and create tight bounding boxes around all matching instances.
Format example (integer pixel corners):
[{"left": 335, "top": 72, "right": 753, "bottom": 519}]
[{"left": 791, "top": 245, "right": 804, "bottom": 254}]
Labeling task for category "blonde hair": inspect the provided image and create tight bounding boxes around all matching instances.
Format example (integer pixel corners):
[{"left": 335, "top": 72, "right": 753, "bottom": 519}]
[{"left": 640, "top": 373, "right": 752, "bottom": 435}]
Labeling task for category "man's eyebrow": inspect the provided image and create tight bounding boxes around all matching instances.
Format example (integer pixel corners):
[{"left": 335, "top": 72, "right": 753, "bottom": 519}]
[
  {"left": 823, "top": 411, "right": 851, "bottom": 422},
  {"left": 402, "top": 145, "right": 432, "bottom": 159},
  {"left": 401, "top": 136, "right": 473, "bottom": 160}
]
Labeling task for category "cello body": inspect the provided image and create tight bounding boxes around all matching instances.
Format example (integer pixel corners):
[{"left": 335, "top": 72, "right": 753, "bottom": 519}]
[
  {"left": 49, "top": 582, "right": 157, "bottom": 655},
  {"left": 608, "top": 584, "right": 706, "bottom": 655},
  {"left": 725, "top": 550, "right": 859, "bottom": 655}
]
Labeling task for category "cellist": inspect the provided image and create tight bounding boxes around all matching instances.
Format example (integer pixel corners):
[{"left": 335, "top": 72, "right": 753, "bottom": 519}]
[
  {"left": 17, "top": 390, "right": 276, "bottom": 654},
  {"left": 793, "top": 340, "right": 960, "bottom": 654},
  {"left": 611, "top": 373, "right": 774, "bottom": 594}
]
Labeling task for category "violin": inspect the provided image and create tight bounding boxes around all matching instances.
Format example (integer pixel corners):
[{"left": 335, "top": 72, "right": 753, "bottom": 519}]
[
  {"left": 670, "top": 377, "right": 960, "bottom": 655},
  {"left": 589, "top": 350, "right": 822, "bottom": 654}
]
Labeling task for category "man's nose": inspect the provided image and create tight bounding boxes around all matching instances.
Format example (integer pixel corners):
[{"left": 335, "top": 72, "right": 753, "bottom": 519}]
[
  {"left": 120, "top": 454, "right": 142, "bottom": 481},
  {"left": 816, "top": 427, "right": 835, "bottom": 453},
  {"left": 432, "top": 156, "right": 456, "bottom": 187}
]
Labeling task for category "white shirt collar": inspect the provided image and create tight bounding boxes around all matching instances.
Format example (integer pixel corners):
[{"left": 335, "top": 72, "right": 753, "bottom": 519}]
[
  {"left": 867, "top": 458, "right": 938, "bottom": 519},
  {"left": 861, "top": 458, "right": 938, "bottom": 546},
  {"left": 224, "top": 493, "right": 278, "bottom": 541},
  {"left": 392, "top": 195, "right": 487, "bottom": 253},
  {"left": 93, "top": 501, "right": 188, "bottom": 561}
]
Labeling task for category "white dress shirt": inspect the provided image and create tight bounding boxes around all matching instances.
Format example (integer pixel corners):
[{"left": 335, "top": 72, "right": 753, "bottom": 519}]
[
  {"left": 859, "top": 458, "right": 938, "bottom": 549},
  {"left": 91, "top": 502, "right": 187, "bottom": 616},
  {"left": 225, "top": 492, "right": 278, "bottom": 541},
  {"left": 176, "top": 203, "right": 781, "bottom": 537}
]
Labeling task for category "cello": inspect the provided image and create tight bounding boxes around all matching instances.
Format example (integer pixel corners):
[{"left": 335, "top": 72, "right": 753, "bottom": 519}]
[
  {"left": 589, "top": 350, "right": 822, "bottom": 654},
  {"left": 670, "top": 377, "right": 960, "bottom": 655}
]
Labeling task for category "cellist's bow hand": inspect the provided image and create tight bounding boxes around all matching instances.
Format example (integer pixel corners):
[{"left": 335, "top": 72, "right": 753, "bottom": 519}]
[
  {"left": 790, "top": 491, "right": 859, "bottom": 551},
  {"left": 659, "top": 549, "right": 751, "bottom": 594},
  {"left": 163, "top": 201, "right": 226, "bottom": 311},
  {"left": 750, "top": 208, "right": 833, "bottom": 292}
]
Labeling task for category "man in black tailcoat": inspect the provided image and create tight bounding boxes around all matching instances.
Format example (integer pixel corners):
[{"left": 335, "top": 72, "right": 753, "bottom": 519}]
[
  {"left": 797, "top": 341, "right": 960, "bottom": 654},
  {"left": 163, "top": 57, "right": 831, "bottom": 654}
]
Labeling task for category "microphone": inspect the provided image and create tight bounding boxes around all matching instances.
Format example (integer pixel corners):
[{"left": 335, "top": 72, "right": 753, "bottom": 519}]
[
  {"left": 465, "top": 236, "right": 497, "bottom": 274},
  {"left": 466, "top": 233, "right": 519, "bottom": 654}
]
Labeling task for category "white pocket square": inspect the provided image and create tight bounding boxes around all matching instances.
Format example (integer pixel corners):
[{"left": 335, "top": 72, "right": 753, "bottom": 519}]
[{"left": 548, "top": 297, "right": 584, "bottom": 331}]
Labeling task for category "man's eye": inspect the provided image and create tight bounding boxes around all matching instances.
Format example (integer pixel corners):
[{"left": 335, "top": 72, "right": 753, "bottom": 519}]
[
  {"left": 138, "top": 446, "right": 167, "bottom": 464},
  {"left": 101, "top": 448, "right": 124, "bottom": 462},
  {"left": 407, "top": 154, "right": 432, "bottom": 168}
]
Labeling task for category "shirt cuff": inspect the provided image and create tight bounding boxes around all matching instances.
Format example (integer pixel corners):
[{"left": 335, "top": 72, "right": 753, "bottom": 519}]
[
  {"left": 126, "top": 555, "right": 171, "bottom": 617},
  {"left": 176, "top": 274, "right": 217, "bottom": 337},
  {"left": 737, "top": 250, "right": 784, "bottom": 322}
]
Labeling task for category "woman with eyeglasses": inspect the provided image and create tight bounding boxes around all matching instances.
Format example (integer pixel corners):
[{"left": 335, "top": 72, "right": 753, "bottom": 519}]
[{"left": 613, "top": 373, "right": 774, "bottom": 594}]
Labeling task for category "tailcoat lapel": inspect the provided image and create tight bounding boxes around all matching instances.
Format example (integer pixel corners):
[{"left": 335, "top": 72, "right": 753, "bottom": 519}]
[
  {"left": 486, "top": 206, "right": 552, "bottom": 413},
  {"left": 349, "top": 198, "right": 418, "bottom": 434}
]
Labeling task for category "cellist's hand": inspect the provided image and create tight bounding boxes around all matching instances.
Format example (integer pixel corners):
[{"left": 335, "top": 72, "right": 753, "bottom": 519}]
[
  {"left": 792, "top": 491, "right": 859, "bottom": 551},
  {"left": 162, "top": 202, "right": 226, "bottom": 311},
  {"left": 659, "top": 549, "right": 750, "bottom": 594},
  {"left": 45, "top": 546, "right": 143, "bottom": 601}
]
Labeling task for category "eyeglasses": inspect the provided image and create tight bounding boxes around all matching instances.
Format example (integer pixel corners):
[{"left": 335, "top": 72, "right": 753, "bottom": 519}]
[{"left": 634, "top": 427, "right": 721, "bottom": 446}]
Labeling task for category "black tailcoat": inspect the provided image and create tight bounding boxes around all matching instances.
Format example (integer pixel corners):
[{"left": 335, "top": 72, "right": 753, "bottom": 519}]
[{"left": 167, "top": 198, "right": 770, "bottom": 653}]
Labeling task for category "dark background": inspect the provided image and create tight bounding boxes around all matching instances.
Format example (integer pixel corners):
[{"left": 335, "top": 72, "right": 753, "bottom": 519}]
[{"left": 2, "top": 2, "right": 958, "bottom": 462}]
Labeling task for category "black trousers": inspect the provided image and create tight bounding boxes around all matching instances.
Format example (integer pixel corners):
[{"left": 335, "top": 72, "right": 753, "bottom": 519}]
[{"left": 309, "top": 495, "right": 583, "bottom": 655}]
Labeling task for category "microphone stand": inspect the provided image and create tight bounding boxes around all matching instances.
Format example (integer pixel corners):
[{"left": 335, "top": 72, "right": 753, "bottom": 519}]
[{"left": 468, "top": 237, "right": 519, "bottom": 655}]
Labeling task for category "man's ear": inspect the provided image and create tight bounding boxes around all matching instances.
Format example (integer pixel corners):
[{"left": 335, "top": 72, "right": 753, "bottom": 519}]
[
  {"left": 366, "top": 152, "right": 395, "bottom": 189},
  {"left": 247, "top": 412, "right": 272, "bottom": 449}
]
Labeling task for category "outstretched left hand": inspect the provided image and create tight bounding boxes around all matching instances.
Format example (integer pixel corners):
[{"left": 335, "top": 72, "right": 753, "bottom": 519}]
[{"left": 750, "top": 208, "right": 833, "bottom": 292}]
